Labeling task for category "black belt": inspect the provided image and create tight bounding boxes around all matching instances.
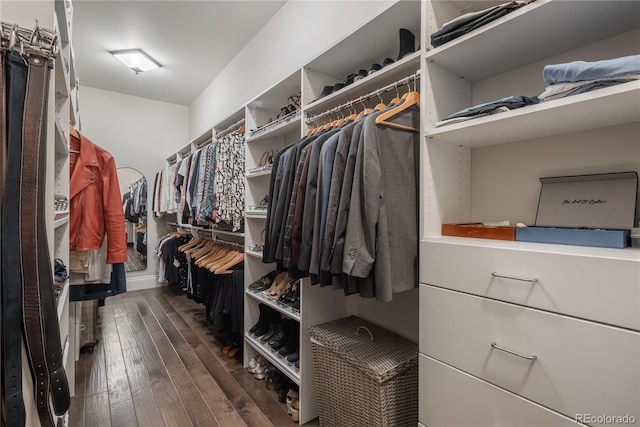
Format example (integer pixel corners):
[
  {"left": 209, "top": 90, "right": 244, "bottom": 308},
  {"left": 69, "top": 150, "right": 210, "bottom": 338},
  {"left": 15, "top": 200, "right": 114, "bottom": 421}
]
[
  {"left": 1, "top": 44, "right": 7, "bottom": 427},
  {"left": 2, "top": 49, "right": 70, "bottom": 427},
  {"left": 20, "top": 52, "right": 70, "bottom": 424},
  {"left": 3, "top": 49, "right": 28, "bottom": 427}
]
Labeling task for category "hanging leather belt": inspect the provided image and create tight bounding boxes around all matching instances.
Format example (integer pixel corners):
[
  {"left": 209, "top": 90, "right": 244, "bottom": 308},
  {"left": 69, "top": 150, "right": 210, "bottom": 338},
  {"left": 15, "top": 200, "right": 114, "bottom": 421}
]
[
  {"left": 1, "top": 45, "right": 7, "bottom": 427},
  {"left": 2, "top": 49, "right": 70, "bottom": 427},
  {"left": 20, "top": 52, "right": 71, "bottom": 424},
  {"left": 3, "top": 49, "right": 28, "bottom": 427}
]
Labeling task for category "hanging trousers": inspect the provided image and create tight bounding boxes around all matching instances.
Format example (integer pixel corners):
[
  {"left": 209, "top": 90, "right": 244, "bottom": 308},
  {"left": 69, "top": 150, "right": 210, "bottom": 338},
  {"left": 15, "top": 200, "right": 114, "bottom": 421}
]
[{"left": 2, "top": 49, "right": 70, "bottom": 427}]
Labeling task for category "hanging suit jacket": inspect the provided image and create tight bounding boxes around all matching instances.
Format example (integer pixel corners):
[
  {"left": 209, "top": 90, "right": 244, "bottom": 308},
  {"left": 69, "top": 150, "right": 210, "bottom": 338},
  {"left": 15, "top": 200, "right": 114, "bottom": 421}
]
[
  {"left": 342, "top": 107, "right": 420, "bottom": 302},
  {"left": 69, "top": 132, "right": 127, "bottom": 264}
]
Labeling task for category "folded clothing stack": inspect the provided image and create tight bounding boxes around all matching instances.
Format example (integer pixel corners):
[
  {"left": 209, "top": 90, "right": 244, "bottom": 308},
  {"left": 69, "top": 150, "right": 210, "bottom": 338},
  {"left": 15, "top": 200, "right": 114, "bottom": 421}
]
[
  {"left": 431, "top": 0, "right": 533, "bottom": 48},
  {"left": 539, "top": 54, "right": 640, "bottom": 102}
]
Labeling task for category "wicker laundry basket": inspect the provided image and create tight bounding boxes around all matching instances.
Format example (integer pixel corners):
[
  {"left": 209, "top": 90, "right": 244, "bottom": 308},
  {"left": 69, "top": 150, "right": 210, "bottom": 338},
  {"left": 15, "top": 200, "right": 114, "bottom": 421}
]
[{"left": 308, "top": 316, "right": 418, "bottom": 427}]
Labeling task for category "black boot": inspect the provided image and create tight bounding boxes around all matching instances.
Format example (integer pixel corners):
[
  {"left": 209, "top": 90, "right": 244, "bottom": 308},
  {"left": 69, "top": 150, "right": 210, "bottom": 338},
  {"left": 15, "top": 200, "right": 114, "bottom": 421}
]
[
  {"left": 249, "top": 304, "right": 267, "bottom": 334},
  {"left": 253, "top": 305, "right": 275, "bottom": 337},
  {"left": 397, "top": 28, "right": 415, "bottom": 60},
  {"left": 278, "top": 322, "right": 299, "bottom": 357},
  {"left": 269, "top": 319, "right": 290, "bottom": 350}
]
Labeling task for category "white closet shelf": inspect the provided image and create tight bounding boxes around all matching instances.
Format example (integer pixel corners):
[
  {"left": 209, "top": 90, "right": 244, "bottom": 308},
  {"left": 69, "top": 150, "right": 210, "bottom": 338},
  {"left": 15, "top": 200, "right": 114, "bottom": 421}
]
[
  {"left": 56, "top": 279, "right": 70, "bottom": 321},
  {"left": 304, "top": 0, "right": 420, "bottom": 78},
  {"left": 246, "top": 114, "right": 301, "bottom": 144},
  {"left": 54, "top": 116, "right": 69, "bottom": 156},
  {"left": 304, "top": 51, "right": 420, "bottom": 115},
  {"left": 425, "top": 81, "right": 640, "bottom": 147},
  {"left": 54, "top": 53, "right": 70, "bottom": 98},
  {"left": 420, "top": 237, "right": 640, "bottom": 263},
  {"left": 245, "top": 333, "right": 300, "bottom": 385},
  {"left": 62, "top": 333, "right": 69, "bottom": 361},
  {"left": 246, "top": 169, "right": 272, "bottom": 179},
  {"left": 425, "top": 0, "right": 639, "bottom": 82},
  {"left": 246, "top": 249, "right": 263, "bottom": 259},
  {"left": 178, "top": 223, "right": 245, "bottom": 239},
  {"left": 246, "top": 289, "right": 301, "bottom": 322},
  {"left": 245, "top": 211, "right": 268, "bottom": 219},
  {"left": 54, "top": 214, "right": 69, "bottom": 229}
]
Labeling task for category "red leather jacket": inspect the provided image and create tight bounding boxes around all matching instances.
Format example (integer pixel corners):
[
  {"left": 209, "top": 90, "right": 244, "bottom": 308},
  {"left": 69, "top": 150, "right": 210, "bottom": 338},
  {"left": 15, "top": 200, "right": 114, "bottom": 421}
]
[{"left": 69, "top": 132, "right": 127, "bottom": 264}]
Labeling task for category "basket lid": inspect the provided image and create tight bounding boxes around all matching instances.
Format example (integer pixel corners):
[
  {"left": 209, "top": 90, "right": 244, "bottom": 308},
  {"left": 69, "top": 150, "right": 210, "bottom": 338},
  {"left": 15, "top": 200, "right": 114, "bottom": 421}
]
[{"left": 308, "top": 316, "right": 418, "bottom": 383}]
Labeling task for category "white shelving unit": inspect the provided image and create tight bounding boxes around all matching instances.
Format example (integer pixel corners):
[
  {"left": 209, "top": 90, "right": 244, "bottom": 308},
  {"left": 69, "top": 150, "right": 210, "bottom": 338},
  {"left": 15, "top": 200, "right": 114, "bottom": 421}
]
[
  {"left": 243, "top": 67, "right": 305, "bottom": 418},
  {"left": 419, "top": 0, "right": 640, "bottom": 425},
  {"left": 240, "top": 3, "right": 423, "bottom": 424}
]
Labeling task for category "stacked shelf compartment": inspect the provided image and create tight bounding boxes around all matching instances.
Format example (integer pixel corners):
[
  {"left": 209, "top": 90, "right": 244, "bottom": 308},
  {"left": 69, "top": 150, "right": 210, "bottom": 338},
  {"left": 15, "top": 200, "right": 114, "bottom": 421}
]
[
  {"left": 419, "top": 0, "right": 640, "bottom": 425},
  {"left": 243, "top": 69, "right": 303, "bottom": 409}
]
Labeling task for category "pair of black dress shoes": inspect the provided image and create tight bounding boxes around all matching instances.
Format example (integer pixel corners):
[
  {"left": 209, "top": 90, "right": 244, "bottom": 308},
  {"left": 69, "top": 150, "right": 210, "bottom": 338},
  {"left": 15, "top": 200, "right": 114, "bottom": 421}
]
[{"left": 313, "top": 28, "right": 416, "bottom": 102}]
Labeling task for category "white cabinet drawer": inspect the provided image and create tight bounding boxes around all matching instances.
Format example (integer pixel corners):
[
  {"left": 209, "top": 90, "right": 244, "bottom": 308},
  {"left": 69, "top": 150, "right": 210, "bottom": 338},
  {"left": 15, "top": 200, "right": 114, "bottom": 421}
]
[
  {"left": 419, "top": 284, "right": 640, "bottom": 423},
  {"left": 419, "top": 354, "right": 586, "bottom": 427},
  {"left": 420, "top": 239, "right": 640, "bottom": 330}
]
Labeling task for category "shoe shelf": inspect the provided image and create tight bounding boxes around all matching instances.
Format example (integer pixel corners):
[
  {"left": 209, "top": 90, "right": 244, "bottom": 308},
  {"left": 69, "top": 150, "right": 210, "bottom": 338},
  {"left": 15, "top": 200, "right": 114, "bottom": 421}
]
[
  {"left": 304, "top": 51, "right": 421, "bottom": 116},
  {"left": 302, "top": 0, "right": 420, "bottom": 110},
  {"left": 246, "top": 113, "right": 301, "bottom": 144},
  {"left": 245, "top": 333, "right": 301, "bottom": 386},
  {"left": 246, "top": 289, "right": 301, "bottom": 322}
]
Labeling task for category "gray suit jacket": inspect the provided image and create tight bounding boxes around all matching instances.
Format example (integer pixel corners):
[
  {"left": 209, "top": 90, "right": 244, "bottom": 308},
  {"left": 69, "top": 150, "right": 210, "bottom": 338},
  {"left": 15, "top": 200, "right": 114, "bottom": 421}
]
[
  {"left": 297, "top": 128, "right": 341, "bottom": 271},
  {"left": 342, "top": 106, "right": 420, "bottom": 302},
  {"left": 319, "top": 120, "right": 358, "bottom": 284}
]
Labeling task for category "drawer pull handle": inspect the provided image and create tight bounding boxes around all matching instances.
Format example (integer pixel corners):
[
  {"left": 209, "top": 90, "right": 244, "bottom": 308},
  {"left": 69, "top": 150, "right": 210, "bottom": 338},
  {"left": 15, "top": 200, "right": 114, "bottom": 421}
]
[
  {"left": 491, "top": 342, "right": 537, "bottom": 361},
  {"left": 491, "top": 272, "right": 538, "bottom": 283}
]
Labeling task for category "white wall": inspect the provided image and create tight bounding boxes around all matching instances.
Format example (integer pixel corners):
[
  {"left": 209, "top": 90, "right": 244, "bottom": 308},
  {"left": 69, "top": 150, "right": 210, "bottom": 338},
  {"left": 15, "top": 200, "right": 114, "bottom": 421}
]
[
  {"left": 189, "top": 0, "right": 396, "bottom": 139},
  {"left": 79, "top": 86, "right": 189, "bottom": 290}
]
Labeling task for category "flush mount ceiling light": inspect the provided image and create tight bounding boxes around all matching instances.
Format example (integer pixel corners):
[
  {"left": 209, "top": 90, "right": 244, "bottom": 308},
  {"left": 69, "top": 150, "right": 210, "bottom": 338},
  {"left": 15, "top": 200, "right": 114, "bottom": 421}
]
[{"left": 109, "top": 49, "right": 161, "bottom": 74}]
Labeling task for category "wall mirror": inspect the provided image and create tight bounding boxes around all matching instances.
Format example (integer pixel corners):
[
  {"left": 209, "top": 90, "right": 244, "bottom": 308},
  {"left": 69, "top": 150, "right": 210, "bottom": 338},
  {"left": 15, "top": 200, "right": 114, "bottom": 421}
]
[{"left": 118, "top": 167, "right": 147, "bottom": 271}]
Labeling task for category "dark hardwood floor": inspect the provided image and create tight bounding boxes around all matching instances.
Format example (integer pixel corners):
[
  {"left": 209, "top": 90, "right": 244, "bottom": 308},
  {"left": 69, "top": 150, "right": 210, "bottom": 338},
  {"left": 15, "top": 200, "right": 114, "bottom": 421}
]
[{"left": 69, "top": 286, "right": 315, "bottom": 427}]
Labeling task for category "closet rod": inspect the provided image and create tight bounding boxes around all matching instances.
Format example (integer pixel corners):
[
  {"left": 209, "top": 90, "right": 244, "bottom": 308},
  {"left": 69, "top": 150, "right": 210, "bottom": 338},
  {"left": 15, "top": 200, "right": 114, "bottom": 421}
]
[
  {"left": 216, "top": 118, "right": 246, "bottom": 139},
  {"left": 306, "top": 70, "right": 421, "bottom": 124},
  {"left": 211, "top": 236, "right": 244, "bottom": 252}
]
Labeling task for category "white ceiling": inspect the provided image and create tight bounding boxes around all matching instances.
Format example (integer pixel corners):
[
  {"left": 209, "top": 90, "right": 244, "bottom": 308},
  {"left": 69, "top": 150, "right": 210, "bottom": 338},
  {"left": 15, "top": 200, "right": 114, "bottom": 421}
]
[{"left": 72, "top": 0, "right": 287, "bottom": 106}]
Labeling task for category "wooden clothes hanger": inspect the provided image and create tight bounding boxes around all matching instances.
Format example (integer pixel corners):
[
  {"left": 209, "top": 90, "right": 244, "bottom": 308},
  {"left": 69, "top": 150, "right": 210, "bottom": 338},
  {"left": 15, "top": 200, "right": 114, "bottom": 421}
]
[
  {"left": 69, "top": 126, "right": 81, "bottom": 153},
  {"left": 179, "top": 236, "right": 203, "bottom": 252},
  {"left": 215, "top": 252, "right": 245, "bottom": 274},
  {"left": 374, "top": 90, "right": 420, "bottom": 132},
  {"left": 209, "top": 249, "right": 243, "bottom": 273}
]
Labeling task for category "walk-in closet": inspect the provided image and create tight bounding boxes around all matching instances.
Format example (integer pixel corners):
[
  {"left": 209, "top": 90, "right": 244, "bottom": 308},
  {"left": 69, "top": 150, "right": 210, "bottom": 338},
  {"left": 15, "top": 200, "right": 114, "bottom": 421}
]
[{"left": 1, "top": 0, "right": 639, "bottom": 426}]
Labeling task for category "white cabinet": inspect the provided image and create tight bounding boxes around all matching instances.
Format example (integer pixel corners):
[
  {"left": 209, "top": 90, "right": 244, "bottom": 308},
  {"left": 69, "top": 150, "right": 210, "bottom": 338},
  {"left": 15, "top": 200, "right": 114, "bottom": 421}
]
[
  {"left": 419, "top": 355, "right": 587, "bottom": 427},
  {"left": 419, "top": 0, "right": 640, "bottom": 424},
  {"left": 420, "top": 238, "right": 640, "bottom": 330},
  {"left": 420, "top": 284, "right": 640, "bottom": 422}
]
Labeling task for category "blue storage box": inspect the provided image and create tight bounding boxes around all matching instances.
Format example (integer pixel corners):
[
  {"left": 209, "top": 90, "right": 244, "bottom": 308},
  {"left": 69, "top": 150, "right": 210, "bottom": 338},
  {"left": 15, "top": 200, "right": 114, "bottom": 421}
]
[{"left": 516, "top": 172, "right": 638, "bottom": 249}]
